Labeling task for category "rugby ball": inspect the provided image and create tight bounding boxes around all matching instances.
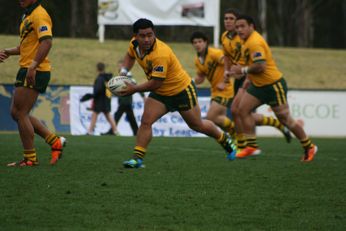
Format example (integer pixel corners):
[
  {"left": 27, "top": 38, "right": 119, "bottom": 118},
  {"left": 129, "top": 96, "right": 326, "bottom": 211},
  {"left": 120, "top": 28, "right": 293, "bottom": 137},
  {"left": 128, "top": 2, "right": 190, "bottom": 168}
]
[{"left": 107, "top": 76, "right": 136, "bottom": 96}]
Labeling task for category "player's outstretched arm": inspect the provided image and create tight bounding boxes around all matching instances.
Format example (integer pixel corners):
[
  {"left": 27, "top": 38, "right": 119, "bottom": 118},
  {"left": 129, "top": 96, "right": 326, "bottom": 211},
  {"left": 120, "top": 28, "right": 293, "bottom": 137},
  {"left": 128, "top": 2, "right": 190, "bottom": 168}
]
[{"left": 0, "top": 46, "right": 20, "bottom": 62}]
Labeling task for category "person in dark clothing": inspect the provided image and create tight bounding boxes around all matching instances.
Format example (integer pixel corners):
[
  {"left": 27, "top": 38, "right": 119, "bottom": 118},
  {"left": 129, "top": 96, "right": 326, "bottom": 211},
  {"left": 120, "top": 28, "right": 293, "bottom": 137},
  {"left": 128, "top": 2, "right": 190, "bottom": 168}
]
[
  {"left": 104, "top": 61, "right": 145, "bottom": 136},
  {"left": 88, "top": 62, "right": 118, "bottom": 135}
]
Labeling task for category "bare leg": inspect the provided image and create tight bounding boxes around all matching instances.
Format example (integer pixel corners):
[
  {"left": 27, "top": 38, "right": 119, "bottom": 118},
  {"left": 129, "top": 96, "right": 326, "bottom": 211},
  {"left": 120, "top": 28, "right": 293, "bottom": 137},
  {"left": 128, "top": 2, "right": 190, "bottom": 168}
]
[
  {"left": 104, "top": 112, "right": 118, "bottom": 133},
  {"left": 272, "top": 104, "right": 308, "bottom": 140},
  {"left": 88, "top": 112, "right": 99, "bottom": 134},
  {"left": 206, "top": 101, "right": 229, "bottom": 130},
  {"left": 136, "top": 97, "right": 167, "bottom": 148},
  {"left": 10, "top": 87, "right": 39, "bottom": 150},
  {"left": 29, "top": 116, "right": 51, "bottom": 139},
  {"left": 238, "top": 91, "right": 262, "bottom": 136},
  {"left": 231, "top": 88, "right": 245, "bottom": 134},
  {"left": 180, "top": 104, "right": 221, "bottom": 139}
]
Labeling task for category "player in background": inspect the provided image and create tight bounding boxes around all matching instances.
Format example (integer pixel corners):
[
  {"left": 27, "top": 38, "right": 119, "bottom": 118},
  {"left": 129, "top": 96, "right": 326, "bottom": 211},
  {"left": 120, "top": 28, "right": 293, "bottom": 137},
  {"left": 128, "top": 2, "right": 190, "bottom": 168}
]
[
  {"left": 190, "top": 31, "right": 235, "bottom": 137},
  {"left": 117, "top": 18, "right": 237, "bottom": 168},
  {"left": 0, "top": 0, "right": 66, "bottom": 166},
  {"left": 222, "top": 8, "right": 291, "bottom": 152},
  {"left": 230, "top": 15, "right": 317, "bottom": 161},
  {"left": 88, "top": 62, "right": 118, "bottom": 135}
]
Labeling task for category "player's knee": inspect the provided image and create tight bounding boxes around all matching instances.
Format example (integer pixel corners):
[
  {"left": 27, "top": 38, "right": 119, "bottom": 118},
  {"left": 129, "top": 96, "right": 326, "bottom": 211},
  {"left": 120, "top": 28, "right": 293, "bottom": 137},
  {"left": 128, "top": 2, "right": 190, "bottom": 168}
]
[
  {"left": 187, "top": 123, "right": 199, "bottom": 131},
  {"left": 10, "top": 108, "right": 19, "bottom": 121},
  {"left": 187, "top": 120, "right": 203, "bottom": 132},
  {"left": 140, "top": 118, "right": 153, "bottom": 129}
]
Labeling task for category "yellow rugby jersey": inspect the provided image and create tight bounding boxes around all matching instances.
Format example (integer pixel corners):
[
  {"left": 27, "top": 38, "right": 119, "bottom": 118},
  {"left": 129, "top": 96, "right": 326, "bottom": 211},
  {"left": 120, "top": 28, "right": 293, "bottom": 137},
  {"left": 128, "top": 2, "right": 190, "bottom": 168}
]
[
  {"left": 19, "top": 3, "right": 52, "bottom": 71},
  {"left": 242, "top": 31, "right": 282, "bottom": 87},
  {"left": 127, "top": 38, "right": 191, "bottom": 96},
  {"left": 194, "top": 47, "right": 234, "bottom": 98},
  {"left": 221, "top": 31, "right": 244, "bottom": 65}
]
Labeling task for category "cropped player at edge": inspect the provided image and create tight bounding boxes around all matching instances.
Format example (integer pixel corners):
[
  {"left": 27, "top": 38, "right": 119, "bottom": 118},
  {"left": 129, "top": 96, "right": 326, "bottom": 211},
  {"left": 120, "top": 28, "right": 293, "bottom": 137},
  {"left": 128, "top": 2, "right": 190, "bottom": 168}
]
[
  {"left": 0, "top": 0, "right": 66, "bottom": 166},
  {"left": 117, "top": 18, "right": 237, "bottom": 168}
]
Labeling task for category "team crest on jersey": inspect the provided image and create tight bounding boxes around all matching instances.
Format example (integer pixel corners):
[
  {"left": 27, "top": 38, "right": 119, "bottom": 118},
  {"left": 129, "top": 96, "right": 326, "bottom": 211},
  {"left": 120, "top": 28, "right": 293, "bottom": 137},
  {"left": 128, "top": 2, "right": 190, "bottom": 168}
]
[
  {"left": 39, "top": 26, "right": 48, "bottom": 32},
  {"left": 153, "top": 66, "right": 164, "bottom": 72},
  {"left": 253, "top": 52, "right": 262, "bottom": 58}
]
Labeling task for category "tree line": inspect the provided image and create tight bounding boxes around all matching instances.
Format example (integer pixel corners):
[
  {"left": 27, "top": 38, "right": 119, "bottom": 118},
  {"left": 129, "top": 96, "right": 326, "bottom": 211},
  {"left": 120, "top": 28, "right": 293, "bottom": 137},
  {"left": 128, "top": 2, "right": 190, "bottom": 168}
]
[{"left": 0, "top": 0, "right": 344, "bottom": 48}]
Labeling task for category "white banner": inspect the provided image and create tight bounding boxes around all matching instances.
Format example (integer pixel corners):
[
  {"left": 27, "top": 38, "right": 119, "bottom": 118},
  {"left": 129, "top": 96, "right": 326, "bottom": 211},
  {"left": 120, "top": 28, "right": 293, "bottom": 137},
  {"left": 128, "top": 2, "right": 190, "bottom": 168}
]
[
  {"left": 97, "top": 0, "right": 220, "bottom": 46},
  {"left": 98, "top": 0, "right": 218, "bottom": 26},
  {"left": 256, "top": 90, "right": 346, "bottom": 137},
  {"left": 70, "top": 86, "right": 210, "bottom": 136},
  {"left": 70, "top": 87, "right": 346, "bottom": 137}
]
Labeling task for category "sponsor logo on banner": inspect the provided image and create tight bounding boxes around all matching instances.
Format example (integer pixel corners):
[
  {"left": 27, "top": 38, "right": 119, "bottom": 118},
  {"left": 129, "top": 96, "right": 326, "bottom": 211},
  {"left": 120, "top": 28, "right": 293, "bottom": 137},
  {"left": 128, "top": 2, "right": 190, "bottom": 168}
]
[
  {"left": 256, "top": 90, "right": 346, "bottom": 137},
  {"left": 69, "top": 86, "right": 210, "bottom": 136}
]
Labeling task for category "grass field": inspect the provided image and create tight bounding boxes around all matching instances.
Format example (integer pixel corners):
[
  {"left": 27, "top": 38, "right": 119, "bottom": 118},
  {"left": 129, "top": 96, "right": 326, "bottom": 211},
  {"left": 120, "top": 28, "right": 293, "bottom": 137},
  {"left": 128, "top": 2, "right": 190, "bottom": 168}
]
[
  {"left": 0, "top": 134, "right": 345, "bottom": 230},
  {"left": 1, "top": 35, "right": 346, "bottom": 89}
]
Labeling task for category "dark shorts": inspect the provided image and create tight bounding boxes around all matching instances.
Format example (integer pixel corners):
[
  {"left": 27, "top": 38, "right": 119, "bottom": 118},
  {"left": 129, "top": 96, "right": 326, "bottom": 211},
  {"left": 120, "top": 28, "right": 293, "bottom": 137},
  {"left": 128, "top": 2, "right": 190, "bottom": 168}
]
[
  {"left": 234, "top": 76, "right": 246, "bottom": 95},
  {"left": 211, "top": 96, "right": 232, "bottom": 107},
  {"left": 149, "top": 81, "right": 198, "bottom": 112},
  {"left": 92, "top": 98, "right": 111, "bottom": 113},
  {"left": 247, "top": 78, "right": 288, "bottom": 107},
  {"left": 15, "top": 68, "right": 50, "bottom": 93}
]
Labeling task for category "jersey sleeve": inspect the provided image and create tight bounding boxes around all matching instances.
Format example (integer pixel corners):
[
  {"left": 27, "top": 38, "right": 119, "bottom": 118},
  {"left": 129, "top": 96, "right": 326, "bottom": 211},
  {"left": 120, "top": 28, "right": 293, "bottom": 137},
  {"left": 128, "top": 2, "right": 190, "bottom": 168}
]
[
  {"left": 248, "top": 40, "right": 266, "bottom": 63},
  {"left": 33, "top": 12, "right": 52, "bottom": 41},
  {"left": 212, "top": 49, "right": 224, "bottom": 65},
  {"left": 150, "top": 56, "right": 168, "bottom": 79}
]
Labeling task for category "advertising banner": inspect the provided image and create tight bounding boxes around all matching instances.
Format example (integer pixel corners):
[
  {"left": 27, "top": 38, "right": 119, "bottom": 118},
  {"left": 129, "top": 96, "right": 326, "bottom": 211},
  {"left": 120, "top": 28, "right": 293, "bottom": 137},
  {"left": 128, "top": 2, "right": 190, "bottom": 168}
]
[
  {"left": 98, "top": 0, "right": 218, "bottom": 26},
  {"left": 0, "top": 84, "right": 70, "bottom": 133},
  {"left": 256, "top": 90, "right": 346, "bottom": 137},
  {"left": 97, "top": 0, "right": 220, "bottom": 46},
  {"left": 69, "top": 86, "right": 210, "bottom": 136},
  {"left": 1, "top": 84, "right": 345, "bottom": 137}
]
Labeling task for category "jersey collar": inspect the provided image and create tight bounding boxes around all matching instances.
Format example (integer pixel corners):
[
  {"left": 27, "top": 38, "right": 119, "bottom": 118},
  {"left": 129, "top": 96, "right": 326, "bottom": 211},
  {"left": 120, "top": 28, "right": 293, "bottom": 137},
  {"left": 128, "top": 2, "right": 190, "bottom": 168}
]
[
  {"left": 226, "top": 31, "right": 237, "bottom": 40},
  {"left": 197, "top": 46, "right": 209, "bottom": 65},
  {"left": 133, "top": 38, "right": 157, "bottom": 60},
  {"left": 23, "top": 1, "right": 41, "bottom": 16}
]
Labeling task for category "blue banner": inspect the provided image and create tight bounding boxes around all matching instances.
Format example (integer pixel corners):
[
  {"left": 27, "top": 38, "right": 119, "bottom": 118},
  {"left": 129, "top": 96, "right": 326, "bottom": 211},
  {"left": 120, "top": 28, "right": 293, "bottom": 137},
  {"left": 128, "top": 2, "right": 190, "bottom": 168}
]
[
  {"left": 0, "top": 84, "right": 211, "bottom": 133},
  {"left": 0, "top": 84, "right": 70, "bottom": 132}
]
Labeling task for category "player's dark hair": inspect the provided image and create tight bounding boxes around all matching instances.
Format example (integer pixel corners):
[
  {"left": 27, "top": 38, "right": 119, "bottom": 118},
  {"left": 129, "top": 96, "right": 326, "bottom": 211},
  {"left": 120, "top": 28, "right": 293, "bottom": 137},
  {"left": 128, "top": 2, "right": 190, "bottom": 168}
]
[
  {"left": 133, "top": 18, "right": 154, "bottom": 33},
  {"left": 190, "top": 31, "right": 208, "bottom": 43},
  {"left": 237, "top": 14, "right": 257, "bottom": 29},
  {"left": 223, "top": 8, "right": 241, "bottom": 18},
  {"left": 96, "top": 62, "right": 105, "bottom": 72}
]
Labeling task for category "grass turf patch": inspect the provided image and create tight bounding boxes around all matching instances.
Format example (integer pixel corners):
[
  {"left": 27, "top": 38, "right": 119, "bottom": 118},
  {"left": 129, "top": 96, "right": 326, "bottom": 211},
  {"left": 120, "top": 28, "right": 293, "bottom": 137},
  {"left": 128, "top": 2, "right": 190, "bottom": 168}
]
[{"left": 0, "top": 134, "right": 345, "bottom": 230}]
